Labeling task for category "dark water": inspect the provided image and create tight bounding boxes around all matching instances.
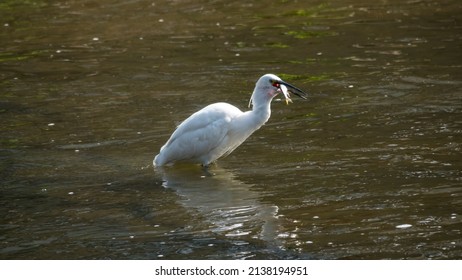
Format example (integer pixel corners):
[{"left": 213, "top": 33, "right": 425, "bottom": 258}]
[{"left": 1, "top": 0, "right": 461, "bottom": 259}]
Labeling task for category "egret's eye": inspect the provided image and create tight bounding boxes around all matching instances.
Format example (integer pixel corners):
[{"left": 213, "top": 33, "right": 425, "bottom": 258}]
[{"left": 270, "top": 80, "right": 280, "bottom": 88}]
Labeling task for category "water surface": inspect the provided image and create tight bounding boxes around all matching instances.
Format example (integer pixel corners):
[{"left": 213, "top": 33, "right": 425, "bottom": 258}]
[{"left": 1, "top": 0, "right": 461, "bottom": 259}]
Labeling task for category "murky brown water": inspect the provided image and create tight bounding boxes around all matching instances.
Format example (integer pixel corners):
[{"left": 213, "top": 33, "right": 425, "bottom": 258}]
[{"left": 1, "top": 0, "right": 461, "bottom": 259}]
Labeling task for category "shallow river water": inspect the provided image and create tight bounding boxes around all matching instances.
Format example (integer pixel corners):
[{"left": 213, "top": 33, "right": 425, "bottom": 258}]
[{"left": 1, "top": 0, "right": 461, "bottom": 259}]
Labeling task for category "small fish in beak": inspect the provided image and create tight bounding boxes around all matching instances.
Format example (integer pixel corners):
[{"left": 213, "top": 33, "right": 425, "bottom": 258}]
[{"left": 280, "top": 84, "right": 293, "bottom": 105}]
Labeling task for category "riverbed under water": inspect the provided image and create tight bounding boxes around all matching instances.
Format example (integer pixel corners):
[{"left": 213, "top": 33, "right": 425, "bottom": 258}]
[{"left": 1, "top": 0, "right": 461, "bottom": 259}]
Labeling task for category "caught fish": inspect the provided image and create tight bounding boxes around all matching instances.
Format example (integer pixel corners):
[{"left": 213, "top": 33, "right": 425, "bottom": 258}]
[{"left": 280, "top": 84, "right": 293, "bottom": 105}]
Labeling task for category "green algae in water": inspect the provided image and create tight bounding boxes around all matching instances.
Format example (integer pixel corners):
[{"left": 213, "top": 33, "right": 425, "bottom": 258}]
[
  {"left": 0, "top": 50, "right": 46, "bottom": 62},
  {"left": 265, "top": 42, "right": 290, "bottom": 48},
  {"left": 0, "top": 138, "right": 21, "bottom": 149},
  {"left": 277, "top": 73, "right": 330, "bottom": 83},
  {"left": 0, "top": 0, "right": 47, "bottom": 10},
  {"left": 284, "top": 4, "right": 331, "bottom": 18},
  {"left": 251, "top": 25, "right": 288, "bottom": 31},
  {"left": 0, "top": 0, "right": 48, "bottom": 27},
  {"left": 285, "top": 30, "right": 338, "bottom": 39},
  {"left": 283, "top": 3, "right": 352, "bottom": 20}
]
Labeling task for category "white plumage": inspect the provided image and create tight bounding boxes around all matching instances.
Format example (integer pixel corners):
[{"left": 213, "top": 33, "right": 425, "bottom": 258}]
[{"left": 153, "top": 73, "right": 307, "bottom": 167}]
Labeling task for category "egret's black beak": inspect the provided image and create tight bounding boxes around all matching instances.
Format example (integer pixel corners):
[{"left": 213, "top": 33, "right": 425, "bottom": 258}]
[{"left": 279, "top": 80, "right": 308, "bottom": 99}]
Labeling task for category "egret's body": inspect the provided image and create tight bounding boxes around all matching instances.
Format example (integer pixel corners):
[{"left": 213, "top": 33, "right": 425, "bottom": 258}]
[{"left": 154, "top": 74, "right": 307, "bottom": 167}]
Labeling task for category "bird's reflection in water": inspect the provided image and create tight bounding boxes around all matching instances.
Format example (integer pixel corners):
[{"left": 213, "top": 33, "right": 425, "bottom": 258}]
[{"left": 155, "top": 165, "right": 280, "bottom": 243}]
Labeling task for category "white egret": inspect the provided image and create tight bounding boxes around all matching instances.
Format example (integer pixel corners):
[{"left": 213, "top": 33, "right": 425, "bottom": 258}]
[{"left": 153, "top": 73, "right": 307, "bottom": 167}]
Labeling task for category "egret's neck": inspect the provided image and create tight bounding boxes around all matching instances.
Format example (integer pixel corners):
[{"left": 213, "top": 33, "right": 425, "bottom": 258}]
[
  {"left": 250, "top": 100, "right": 271, "bottom": 126},
  {"left": 233, "top": 103, "right": 270, "bottom": 139},
  {"left": 238, "top": 86, "right": 275, "bottom": 133},
  {"left": 247, "top": 86, "right": 275, "bottom": 126}
]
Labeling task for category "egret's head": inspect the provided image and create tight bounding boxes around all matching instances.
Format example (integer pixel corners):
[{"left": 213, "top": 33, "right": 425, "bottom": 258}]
[{"left": 249, "top": 74, "right": 308, "bottom": 107}]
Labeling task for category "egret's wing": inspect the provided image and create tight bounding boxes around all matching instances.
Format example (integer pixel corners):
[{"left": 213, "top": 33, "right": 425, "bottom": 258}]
[
  {"left": 165, "top": 103, "right": 238, "bottom": 147},
  {"left": 159, "top": 103, "right": 242, "bottom": 163}
]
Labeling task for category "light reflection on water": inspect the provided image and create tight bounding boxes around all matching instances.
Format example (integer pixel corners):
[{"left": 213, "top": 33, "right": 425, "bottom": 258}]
[
  {"left": 1, "top": 0, "right": 461, "bottom": 259},
  {"left": 157, "top": 166, "right": 280, "bottom": 241}
]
